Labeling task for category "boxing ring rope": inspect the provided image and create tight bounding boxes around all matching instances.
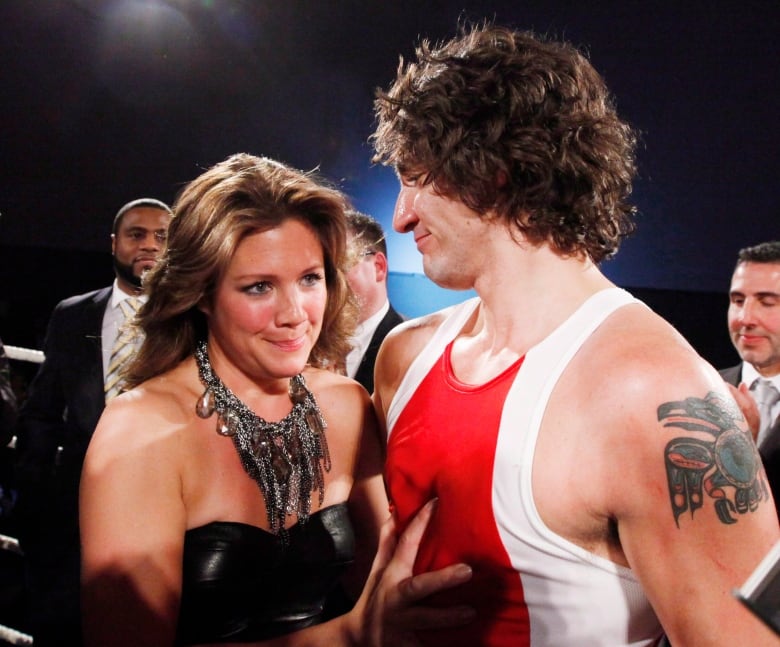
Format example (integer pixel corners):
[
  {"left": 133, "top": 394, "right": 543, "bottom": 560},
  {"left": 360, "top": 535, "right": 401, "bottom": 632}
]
[
  {"left": 1, "top": 346, "right": 39, "bottom": 646},
  {"left": 4, "top": 347, "right": 44, "bottom": 365},
  {"left": 0, "top": 624, "right": 32, "bottom": 647}
]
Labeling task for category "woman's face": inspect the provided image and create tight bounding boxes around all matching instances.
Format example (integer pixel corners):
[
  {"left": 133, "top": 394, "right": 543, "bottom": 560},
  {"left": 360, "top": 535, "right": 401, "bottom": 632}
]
[{"left": 203, "top": 217, "right": 327, "bottom": 384}]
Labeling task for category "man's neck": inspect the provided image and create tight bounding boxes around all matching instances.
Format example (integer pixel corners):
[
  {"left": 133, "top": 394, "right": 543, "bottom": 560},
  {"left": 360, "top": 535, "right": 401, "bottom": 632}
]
[
  {"left": 469, "top": 243, "right": 612, "bottom": 356},
  {"left": 358, "top": 291, "right": 389, "bottom": 324},
  {"left": 115, "top": 279, "right": 142, "bottom": 297},
  {"left": 114, "top": 278, "right": 142, "bottom": 298}
]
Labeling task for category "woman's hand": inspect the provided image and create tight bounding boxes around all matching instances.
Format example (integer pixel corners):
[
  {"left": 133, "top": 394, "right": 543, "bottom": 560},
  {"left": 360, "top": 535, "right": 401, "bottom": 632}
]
[{"left": 352, "top": 499, "right": 475, "bottom": 647}]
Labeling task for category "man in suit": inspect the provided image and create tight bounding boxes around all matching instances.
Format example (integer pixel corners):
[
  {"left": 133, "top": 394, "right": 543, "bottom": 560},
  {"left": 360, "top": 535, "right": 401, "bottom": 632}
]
[
  {"left": 344, "top": 210, "right": 404, "bottom": 393},
  {"left": 720, "top": 240, "right": 780, "bottom": 515},
  {"left": 13, "top": 198, "right": 171, "bottom": 646}
]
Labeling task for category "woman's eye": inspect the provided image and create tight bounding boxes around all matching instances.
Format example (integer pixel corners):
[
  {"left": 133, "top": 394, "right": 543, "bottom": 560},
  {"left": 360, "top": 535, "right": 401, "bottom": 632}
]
[
  {"left": 302, "top": 273, "right": 324, "bottom": 287},
  {"left": 244, "top": 282, "right": 271, "bottom": 295}
]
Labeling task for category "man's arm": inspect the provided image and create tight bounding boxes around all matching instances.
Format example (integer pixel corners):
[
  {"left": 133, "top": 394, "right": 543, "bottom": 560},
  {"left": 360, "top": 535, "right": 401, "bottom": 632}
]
[
  {"left": 14, "top": 303, "right": 69, "bottom": 480},
  {"left": 613, "top": 354, "right": 779, "bottom": 645}
]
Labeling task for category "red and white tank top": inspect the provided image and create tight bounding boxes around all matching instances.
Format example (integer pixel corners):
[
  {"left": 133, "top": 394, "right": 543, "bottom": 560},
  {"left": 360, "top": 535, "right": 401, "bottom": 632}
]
[{"left": 386, "top": 288, "right": 663, "bottom": 646}]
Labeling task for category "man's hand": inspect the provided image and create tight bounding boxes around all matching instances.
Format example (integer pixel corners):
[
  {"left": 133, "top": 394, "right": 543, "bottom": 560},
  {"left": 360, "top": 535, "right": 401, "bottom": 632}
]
[
  {"left": 354, "top": 499, "right": 475, "bottom": 647},
  {"left": 727, "top": 382, "right": 761, "bottom": 441}
]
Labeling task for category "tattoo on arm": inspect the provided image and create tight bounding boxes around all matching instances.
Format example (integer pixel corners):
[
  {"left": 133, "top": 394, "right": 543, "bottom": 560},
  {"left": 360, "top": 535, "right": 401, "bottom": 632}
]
[{"left": 658, "top": 392, "right": 769, "bottom": 526}]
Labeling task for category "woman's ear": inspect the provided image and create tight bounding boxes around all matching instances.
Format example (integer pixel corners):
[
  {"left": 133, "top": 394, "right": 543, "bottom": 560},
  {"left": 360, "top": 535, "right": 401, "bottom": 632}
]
[{"left": 197, "top": 297, "right": 212, "bottom": 316}]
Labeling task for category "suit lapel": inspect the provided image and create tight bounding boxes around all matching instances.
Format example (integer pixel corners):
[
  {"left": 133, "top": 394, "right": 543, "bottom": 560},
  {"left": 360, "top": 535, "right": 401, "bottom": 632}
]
[
  {"left": 718, "top": 364, "right": 742, "bottom": 387},
  {"left": 82, "top": 287, "right": 112, "bottom": 424}
]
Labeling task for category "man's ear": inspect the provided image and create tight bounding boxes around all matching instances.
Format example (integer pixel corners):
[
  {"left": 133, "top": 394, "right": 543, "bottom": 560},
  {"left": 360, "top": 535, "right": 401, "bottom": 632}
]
[
  {"left": 374, "top": 252, "right": 389, "bottom": 282},
  {"left": 110, "top": 233, "right": 117, "bottom": 256}
]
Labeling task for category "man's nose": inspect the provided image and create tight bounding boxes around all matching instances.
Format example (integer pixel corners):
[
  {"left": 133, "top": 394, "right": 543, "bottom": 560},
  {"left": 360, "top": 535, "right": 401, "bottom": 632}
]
[
  {"left": 393, "top": 186, "right": 419, "bottom": 234},
  {"left": 738, "top": 299, "right": 759, "bottom": 326}
]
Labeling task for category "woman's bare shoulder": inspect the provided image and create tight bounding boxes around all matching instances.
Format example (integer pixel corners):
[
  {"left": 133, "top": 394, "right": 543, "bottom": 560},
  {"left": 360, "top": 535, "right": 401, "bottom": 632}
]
[
  {"left": 303, "top": 367, "right": 374, "bottom": 419},
  {"left": 89, "top": 360, "right": 198, "bottom": 462}
]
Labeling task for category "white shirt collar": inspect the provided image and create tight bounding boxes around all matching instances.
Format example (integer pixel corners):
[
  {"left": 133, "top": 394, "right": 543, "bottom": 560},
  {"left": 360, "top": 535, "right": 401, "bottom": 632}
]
[
  {"left": 110, "top": 279, "right": 147, "bottom": 309},
  {"left": 742, "top": 361, "right": 780, "bottom": 391},
  {"left": 346, "top": 300, "right": 390, "bottom": 378}
]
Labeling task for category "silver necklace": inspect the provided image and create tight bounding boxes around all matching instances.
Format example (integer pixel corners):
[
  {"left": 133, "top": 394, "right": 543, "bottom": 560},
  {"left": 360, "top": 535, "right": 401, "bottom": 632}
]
[{"left": 194, "top": 341, "right": 331, "bottom": 536}]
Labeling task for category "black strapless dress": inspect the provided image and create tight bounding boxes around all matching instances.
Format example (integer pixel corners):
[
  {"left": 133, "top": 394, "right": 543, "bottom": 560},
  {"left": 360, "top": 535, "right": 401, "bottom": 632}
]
[{"left": 175, "top": 503, "right": 355, "bottom": 645}]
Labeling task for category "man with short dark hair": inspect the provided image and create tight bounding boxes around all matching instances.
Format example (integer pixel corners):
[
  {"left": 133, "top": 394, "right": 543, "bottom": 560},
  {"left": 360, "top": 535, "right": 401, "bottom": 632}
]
[
  {"left": 720, "top": 240, "right": 780, "bottom": 514},
  {"left": 14, "top": 198, "right": 171, "bottom": 646},
  {"left": 344, "top": 210, "right": 404, "bottom": 393}
]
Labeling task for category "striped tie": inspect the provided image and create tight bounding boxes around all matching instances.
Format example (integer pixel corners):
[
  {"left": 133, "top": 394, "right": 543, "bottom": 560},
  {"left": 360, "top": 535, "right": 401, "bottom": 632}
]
[
  {"left": 104, "top": 297, "right": 142, "bottom": 402},
  {"left": 754, "top": 378, "right": 780, "bottom": 447}
]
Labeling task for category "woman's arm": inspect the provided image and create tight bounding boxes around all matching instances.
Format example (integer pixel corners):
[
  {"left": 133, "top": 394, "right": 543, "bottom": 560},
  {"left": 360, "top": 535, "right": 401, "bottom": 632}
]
[
  {"left": 80, "top": 395, "right": 187, "bottom": 647},
  {"left": 343, "top": 388, "right": 390, "bottom": 599}
]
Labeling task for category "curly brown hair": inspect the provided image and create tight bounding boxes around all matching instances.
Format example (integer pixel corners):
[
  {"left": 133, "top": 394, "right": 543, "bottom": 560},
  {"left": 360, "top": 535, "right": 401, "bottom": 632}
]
[
  {"left": 124, "top": 153, "right": 357, "bottom": 388},
  {"left": 372, "top": 23, "right": 638, "bottom": 263}
]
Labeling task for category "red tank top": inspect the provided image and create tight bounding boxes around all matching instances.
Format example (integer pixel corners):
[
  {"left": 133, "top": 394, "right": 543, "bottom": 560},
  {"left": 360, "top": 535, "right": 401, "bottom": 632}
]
[{"left": 385, "top": 341, "right": 527, "bottom": 646}]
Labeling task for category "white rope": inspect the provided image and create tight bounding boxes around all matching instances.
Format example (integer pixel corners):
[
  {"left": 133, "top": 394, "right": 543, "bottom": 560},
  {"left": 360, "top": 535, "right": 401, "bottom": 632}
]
[
  {"left": 0, "top": 533, "right": 22, "bottom": 556},
  {"left": 0, "top": 623, "right": 33, "bottom": 645},
  {"left": 4, "top": 346, "right": 44, "bottom": 364}
]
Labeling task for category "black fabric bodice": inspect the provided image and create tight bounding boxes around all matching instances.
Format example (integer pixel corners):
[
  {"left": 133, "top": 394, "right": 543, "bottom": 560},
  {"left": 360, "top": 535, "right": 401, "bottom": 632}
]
[{"left": 175, "top": 503, "right": 355, "bottom": 645}]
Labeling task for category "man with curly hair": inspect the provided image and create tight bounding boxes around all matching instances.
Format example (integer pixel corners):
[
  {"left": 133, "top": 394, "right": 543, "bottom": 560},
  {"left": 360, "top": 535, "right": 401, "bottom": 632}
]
[{"left": 370, "top": 23, "right": 779, "bottom": 646}]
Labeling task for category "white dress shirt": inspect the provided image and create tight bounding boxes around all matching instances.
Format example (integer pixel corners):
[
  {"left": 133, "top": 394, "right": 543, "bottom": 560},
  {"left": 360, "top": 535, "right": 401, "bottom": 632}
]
[
  {"left": 346, "top": 300, "right": 390, "bottom": 379},
  {"left": 742, "top": 361, "right": 780, "bottom": 448},
  {"left": 100, "top": 281, "right": 147, "bottom": 380}
]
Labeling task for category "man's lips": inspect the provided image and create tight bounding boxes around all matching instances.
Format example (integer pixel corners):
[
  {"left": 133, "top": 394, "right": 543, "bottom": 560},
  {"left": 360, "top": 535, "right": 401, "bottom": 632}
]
[
  {"left": 414, "top": 232, "right": 431, "bottom": 250},
  {"left": 737, "top": 333, "right": 766, "bottom": 345}
]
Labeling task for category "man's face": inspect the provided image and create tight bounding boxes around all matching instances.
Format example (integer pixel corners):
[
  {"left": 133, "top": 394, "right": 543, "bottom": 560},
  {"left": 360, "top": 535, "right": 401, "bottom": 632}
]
[
  {"left": 392, "top": 172, "right": 489, "bottom": 291},
  {"left": 111, "top": 207, "right": 171, "bottom": 292},
  {"left": 727, "top": 261, "right": 780, "bottom": 377},
  {"left": 345, "top": 232, "right": 380, "bottom": 321}
]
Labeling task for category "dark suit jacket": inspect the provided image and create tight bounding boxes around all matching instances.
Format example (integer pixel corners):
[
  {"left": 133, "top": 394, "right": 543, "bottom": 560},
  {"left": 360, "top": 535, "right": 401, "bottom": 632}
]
[
  {"left": 720, "top": 364, "right": 780, "bottom": 516},
  {"left": 14, "top": 286, "right": 110, "bottom": 550},
  {"left": 353, "top": 305, "right": 404, "bottom": 394}
]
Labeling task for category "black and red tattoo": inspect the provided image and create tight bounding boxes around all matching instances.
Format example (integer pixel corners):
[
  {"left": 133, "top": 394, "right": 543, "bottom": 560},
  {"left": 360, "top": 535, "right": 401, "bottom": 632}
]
[{"left": 658, "top": 392, "right": 768, "bottom": 526}]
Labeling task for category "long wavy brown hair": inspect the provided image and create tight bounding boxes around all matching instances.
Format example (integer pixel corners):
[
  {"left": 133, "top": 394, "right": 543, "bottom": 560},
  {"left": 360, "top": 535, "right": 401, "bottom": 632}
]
[
  {"left": 124, "top": 153, "right": 357, "bottom": 388},
  {"left": 372, "top": 23, "right": 638, "bottom": 263}
]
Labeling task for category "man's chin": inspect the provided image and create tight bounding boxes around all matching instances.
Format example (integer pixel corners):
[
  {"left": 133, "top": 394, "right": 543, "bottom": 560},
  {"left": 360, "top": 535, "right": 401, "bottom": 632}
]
[{"left": 738, "top": 349, "right": 767, "bottom": 366}]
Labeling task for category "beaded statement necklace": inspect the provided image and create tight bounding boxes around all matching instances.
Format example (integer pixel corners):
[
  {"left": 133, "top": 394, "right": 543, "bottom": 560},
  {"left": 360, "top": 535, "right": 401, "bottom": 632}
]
[{"left": 194, "top": 341, "right": 331, "bottom": 537}]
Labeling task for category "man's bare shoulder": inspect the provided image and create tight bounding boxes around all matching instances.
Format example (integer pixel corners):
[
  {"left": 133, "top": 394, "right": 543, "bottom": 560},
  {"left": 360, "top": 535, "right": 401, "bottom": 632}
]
[
  {"left": 563, "top": 302, "right": 779, "bottom": 644},
  {"left": 385, "top": 308, "right": 450, "bottom": 345},
  {"left": 373, "top": 303, "right": 466, "bottom": 419},
  {"left": 591, "top": 301, "right": 707, "bottom": 384},
  {"left": 377, "top": 305, "right": 461, "bottom": 374}
]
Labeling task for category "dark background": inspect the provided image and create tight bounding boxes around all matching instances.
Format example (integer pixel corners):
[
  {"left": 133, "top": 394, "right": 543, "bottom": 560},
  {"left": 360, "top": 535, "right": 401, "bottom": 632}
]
[{"left": 1, "top": 0, "right": 778, "bottom": 369}]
